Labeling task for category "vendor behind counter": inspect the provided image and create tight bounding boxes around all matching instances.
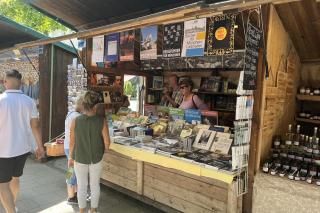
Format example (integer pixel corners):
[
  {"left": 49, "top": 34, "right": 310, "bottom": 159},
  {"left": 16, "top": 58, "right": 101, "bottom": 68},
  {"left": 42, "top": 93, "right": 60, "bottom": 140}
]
[{"left": 178, "top": 79, "right": 208, "bottom": 110}]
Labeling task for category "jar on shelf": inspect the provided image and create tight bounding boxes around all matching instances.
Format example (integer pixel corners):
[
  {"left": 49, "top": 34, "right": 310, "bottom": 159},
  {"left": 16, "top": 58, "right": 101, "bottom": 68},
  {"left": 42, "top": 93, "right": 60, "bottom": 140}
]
[
  {"left": 314, "top": 89, "right": 320, "bottom": 95},
  {"left": 299, "top": 87, "right": 306, "bottom": 94},
  {"left": 305, "top": 88, "right": 311, "bottom": 94}
]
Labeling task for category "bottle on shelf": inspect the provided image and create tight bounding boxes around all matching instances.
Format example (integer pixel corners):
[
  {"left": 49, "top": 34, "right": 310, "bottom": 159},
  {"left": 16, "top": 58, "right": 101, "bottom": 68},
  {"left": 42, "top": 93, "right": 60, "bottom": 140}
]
[
  {"left": 296, "top": 134, "right": 305, "bottom": 161},
  {"left": 288, "top": 160, "right": 300, "bottom": 180},
  {"left": 279, "top": 158, "right": 290, "bottom": 177},
  {"left": 306, "top": 165, "right": 317, "bottom": 184},
  {"left": 299, "top": 162, "right": 308, "bottom": 181},
  {"left": 285, "top": 124, "right": 294, "bottom": 148},
  {"left": 307, "top": 137, "right": 313, "bottom": 154},
  {"left": 312, "top": 127, "right": 318, "bottom": 141},
  {"left": 270, "top": 158, "right": 281, "bottom": 176}
]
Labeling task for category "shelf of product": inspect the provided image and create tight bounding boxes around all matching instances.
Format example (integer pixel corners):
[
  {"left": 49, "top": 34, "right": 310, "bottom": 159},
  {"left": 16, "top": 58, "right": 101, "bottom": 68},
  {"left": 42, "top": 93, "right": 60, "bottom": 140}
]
[
  {"left": 296, "top": 118, "right": 320, "bottom": 125},
  {"left": 262, "top": 124, "right": 320, "bottom": 185},
  {"left": 296, "top": 94, "right": 320, "bottom": 102},
  {"left": 106, "top": 106, "right": 243, "bottom": 180},
  {"left": 90, "top": 85, "right": 119, "bottom": 92}
]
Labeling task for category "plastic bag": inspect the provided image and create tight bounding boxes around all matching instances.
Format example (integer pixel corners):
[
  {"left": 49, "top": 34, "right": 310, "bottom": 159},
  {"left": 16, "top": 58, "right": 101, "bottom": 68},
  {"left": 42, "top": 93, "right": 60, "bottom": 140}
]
[{"left": 66, "top": 167, "right": 77, "bottom": 186}]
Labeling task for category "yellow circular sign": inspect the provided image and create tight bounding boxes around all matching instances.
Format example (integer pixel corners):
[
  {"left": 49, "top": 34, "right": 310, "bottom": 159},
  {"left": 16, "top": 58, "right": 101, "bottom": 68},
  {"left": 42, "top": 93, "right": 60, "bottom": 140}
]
[{"left": 215, "top": 27, "right": 227, "bottom": 41}]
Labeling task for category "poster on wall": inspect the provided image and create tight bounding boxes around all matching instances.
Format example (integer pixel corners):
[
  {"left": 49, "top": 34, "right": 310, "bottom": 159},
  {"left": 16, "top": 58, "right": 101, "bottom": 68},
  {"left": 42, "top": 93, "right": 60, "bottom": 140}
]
[
  {"left": 104, "top": 33, "right": 119, "bottom": 62},
  {"left": 181, "top": 18, "right": 206, "bottom": 57},
  {"left": 162, "top": 22, "right": 183, "bottom": 58},
  {"left": 91, "top": 35, "right": 104, "bottom": 66},
  {"left": 243, "top": 23, "right": 262, "bottom": 90},
  {"left": 207, "top": 13, "right": 236, "bottom": 56},
  {"left": 140, "top": 26, "right": 158, "bottom": 60},
  {"left": 120, "top": 30, "right": 135, "bottom": 61}
]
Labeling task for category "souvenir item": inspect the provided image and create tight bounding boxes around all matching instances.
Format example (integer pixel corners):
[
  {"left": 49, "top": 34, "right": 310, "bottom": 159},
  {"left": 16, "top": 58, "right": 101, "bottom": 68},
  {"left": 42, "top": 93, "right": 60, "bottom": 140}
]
[
  {"left": 162, "top": 22, "right": 183, "bottom": 58},
  {"left": 91, "top": 35, "right": 104, "bottom": 66},
  {"left": 104, "top": 33, "right": 119, "bottom": 62},
  {"left": 181, "top": 18, "right": 206, "bottom": 57},
  {"left": 206, "top": 13, "right": 236, "bottom": 56},
  {"left": 120, "top": 30, "right": 136, "bottom": 61},
  {"left": 140, "top": 26, "right": 158, "bottom": 60},
  {"left": 193, "top": 129, "right": 216, "bottom": 150}
]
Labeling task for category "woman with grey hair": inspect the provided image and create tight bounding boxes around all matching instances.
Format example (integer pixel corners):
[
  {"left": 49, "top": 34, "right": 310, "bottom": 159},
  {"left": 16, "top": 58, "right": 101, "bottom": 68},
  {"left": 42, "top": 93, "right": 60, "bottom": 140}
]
[
  {"left": 69, "top": 91, "right": 110, "bottom": 213},
  {"left": 64, "top": 96, "right": 84, "bottom": 205}
]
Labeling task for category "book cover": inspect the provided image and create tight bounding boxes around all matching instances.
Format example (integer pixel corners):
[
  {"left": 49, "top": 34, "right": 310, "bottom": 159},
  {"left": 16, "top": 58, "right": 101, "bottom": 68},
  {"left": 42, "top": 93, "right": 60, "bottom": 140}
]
[
  {"left": 201, "top": 110, "right": 219, "bottom": 126},
  {"left": 181, "top": 18, "right": 206, "bottom": 57},
  {"left": 91, "top": 35, "right": 104, "bottom": 66},
  {"left": 185, "top": 109, "right": 201, "bottom": 124},
  {"left": 211, "top": 137, "right": 233, "bottom": 155},
  {"left": 162, "top": 22, "right": 183, "bottom": 58},
  {"left": 140, "top": 26, "right": 158, "bottom": 60},
  {"left": 103, "top": 91, "right": 111, "bottom": 104},
  {"left": 104, "top": 33, "right": 119, "bottom": 62},
  {"left": 206, "top": 14, "right": 236, "bottom": 56},
  {"left": 144, "top": 104, "right": 157, "bottom": 116},
  {"left": 200, "top": 76, "right": 221, "bottom": 92},
  {"left": 120, "top": 30, "right": 135, "bottom": 61},
  {"left": 169, "top": 107, "right": 184, "bottom": 120},
  {"left": 193, "top": 129, "right": 216, "bottom": 150},
  {"left": 152, "top": 76, "right": 163, "bottom": 89}
]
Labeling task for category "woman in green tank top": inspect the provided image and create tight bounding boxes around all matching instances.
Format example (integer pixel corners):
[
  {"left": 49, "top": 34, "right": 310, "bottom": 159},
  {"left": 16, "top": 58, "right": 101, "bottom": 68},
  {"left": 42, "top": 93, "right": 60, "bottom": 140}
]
[{"left": 69, "top": 91, "right": 110, "bottom": 213}]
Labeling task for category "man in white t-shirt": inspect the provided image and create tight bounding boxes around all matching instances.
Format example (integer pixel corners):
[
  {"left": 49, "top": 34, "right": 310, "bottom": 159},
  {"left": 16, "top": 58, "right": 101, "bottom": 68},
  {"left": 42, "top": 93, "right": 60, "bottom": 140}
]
[{"left": 0, "top": 70, "right": 45, "bottom": 213}]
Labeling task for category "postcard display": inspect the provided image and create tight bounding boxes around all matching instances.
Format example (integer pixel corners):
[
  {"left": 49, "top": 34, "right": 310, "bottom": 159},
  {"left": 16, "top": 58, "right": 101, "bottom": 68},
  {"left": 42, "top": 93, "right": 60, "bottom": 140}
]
[{"left": 67, "top": 62, "right": 87, "bottom": 111}]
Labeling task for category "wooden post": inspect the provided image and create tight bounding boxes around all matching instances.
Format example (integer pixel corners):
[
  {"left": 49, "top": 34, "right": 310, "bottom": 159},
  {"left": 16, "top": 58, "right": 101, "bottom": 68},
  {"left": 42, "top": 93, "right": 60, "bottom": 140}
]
[
  {"left": 137, "top": 160, "right": 144, "bottom": 195},
  {"left": 242, "top": 4, "right": 270, "bottom": 213}
]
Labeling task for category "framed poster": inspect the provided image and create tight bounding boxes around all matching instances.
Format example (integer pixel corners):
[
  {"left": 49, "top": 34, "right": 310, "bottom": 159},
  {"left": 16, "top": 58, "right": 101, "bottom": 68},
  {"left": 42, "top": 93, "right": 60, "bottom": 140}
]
[
  {"left": 91, "top": 35, "right": 104, "bottom": 66},
  {"left": 206, "top": 13, "right": 236, "bottom": 56},
  {"left": 120, "top": 30, "right": 135, "bottom": 61},
  {"left": 193, "top": 129, "right": 216, "bottom": 150},
  {"left": 140, "top": 26, "right": 158, "bottom": 60},
  {"left": 162, "top": 22, "right": 183, "bottom": 58},
  {"left": 104, "top": 33, "right": 119, "bottom": 62},
  {"left": 181, "top": 18, "right": 206, "bottom": 57}
]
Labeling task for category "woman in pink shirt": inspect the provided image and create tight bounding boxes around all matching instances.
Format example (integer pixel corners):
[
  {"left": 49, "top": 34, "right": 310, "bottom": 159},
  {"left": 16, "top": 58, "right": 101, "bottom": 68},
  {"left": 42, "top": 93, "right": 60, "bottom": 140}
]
[{"left": 178, "top": 79, "right": 208, "bottom": 110}]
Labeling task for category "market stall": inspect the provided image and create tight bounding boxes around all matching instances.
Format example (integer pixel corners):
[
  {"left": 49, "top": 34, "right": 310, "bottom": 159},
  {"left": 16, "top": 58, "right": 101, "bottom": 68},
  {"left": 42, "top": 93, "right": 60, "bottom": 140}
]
[
  {"left": 1, "top": 1, "right": 311, "bottom": 212},
  {"left": 76, "top": 4, "right": 263, "bottom": 212}
]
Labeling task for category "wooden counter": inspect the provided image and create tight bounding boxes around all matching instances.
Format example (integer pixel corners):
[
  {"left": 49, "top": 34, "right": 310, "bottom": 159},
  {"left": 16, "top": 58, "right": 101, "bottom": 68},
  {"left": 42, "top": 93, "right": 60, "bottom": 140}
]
[{"left": 101, "top": 150, "right": 242, "bottom": 213}]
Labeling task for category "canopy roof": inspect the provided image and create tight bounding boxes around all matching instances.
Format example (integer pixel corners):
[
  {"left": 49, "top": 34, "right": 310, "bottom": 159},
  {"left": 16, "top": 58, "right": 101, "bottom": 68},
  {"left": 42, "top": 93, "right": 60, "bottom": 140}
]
[
  {"left": 28, "top": 0, "right": 225, "bottom": 31},
  {"left": 0, "top": 14, "right": 75, "bottom": 53}
]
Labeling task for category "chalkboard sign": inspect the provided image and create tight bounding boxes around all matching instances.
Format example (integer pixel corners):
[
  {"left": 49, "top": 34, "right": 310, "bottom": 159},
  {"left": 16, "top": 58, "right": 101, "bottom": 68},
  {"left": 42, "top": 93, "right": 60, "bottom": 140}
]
[{"left": 243, "top": 23, "right": 262, "bottom": 90}]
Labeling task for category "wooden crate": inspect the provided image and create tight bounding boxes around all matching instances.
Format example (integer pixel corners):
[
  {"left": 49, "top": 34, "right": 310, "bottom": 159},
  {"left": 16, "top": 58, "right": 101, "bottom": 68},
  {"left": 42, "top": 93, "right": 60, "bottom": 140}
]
[{"left": 45, "top": 142, "right": 65, "bottom": 157}]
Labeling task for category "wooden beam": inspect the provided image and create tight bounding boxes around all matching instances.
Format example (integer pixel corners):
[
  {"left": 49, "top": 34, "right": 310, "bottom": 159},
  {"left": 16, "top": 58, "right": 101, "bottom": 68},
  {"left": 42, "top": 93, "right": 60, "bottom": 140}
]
[
  {"left": 301, "top": 58, "right": 320, "bottom": 63},
  {"left": 0, "top": 0, "right": 297, "bottom": 54}
]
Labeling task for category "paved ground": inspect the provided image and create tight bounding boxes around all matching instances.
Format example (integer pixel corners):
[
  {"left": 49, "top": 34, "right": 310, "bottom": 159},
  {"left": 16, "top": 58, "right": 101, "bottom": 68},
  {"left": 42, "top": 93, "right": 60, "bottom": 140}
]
[{"left": 0, "top": 157, "right": 163, "bottom": 213}]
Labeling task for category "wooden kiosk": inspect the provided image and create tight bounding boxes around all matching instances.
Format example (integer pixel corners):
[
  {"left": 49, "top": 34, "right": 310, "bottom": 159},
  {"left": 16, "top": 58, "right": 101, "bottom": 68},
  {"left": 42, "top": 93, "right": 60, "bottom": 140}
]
[{"left": 2, "top": 1, "right": 319, "bottom": 212}]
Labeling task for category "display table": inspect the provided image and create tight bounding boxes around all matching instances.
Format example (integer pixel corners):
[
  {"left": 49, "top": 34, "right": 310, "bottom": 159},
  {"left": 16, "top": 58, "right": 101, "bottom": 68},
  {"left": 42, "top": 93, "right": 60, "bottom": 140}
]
[
  {"left": 252, "top": 172, "right": 320, "bottom": 213},
  {"left": 100, "top": 143, "right": 242, "bottom": 213}
]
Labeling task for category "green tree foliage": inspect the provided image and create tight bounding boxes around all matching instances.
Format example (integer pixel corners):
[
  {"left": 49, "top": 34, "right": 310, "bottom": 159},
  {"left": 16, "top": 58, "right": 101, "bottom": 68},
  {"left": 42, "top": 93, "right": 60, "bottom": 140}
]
[
  {"left": 124, "top": 81, "right": 134, "bottom": 97},
  {"left": 0, "top": 0, "right": 71, "bottom": 35}
]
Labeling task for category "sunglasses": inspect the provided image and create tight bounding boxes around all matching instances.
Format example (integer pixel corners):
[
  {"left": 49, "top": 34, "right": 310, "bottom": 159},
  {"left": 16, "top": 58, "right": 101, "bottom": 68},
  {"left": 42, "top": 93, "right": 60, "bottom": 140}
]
[{"left": 180, "top": 85, "right": 188, "bottom": 89}]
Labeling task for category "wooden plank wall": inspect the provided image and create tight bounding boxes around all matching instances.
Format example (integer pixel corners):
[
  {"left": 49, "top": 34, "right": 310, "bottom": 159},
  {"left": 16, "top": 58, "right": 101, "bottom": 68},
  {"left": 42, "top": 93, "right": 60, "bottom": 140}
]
[
  {"left": 255, "top": 4, "right": 301, "bottom": 170},
  {"left": 102, "top": 151, "right": 138, "bottom": 193},
  {"left": 39, "top": 44, "right": 75, "bottom": 143},
  {"left": 101, "top": 152, "right": 240, "bottom": 213},
  {"left": 300, "top": 63, "right": 320, "bottom": 88}
]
